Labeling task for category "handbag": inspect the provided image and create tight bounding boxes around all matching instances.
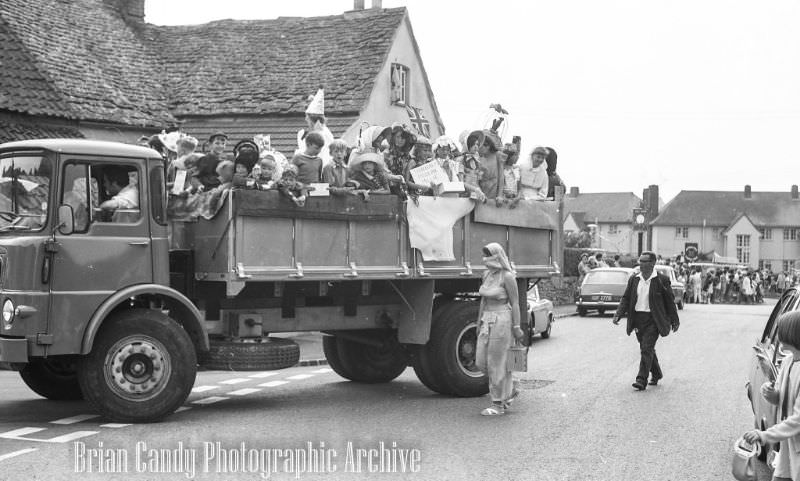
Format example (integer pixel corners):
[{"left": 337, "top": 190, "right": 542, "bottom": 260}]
[
  {"left": 731, "top": 436, "right": 759, "bottom": 481},
  {"left": 507, "top": 340, "right": 528, "bottom": 372}
]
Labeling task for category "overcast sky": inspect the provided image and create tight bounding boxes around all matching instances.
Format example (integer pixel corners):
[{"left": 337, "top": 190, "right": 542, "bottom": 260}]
[{"left": 146, "top": 1, "right": 800, "bottom": 202}]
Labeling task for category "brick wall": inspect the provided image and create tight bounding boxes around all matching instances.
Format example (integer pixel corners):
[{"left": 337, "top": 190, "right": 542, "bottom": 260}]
[{"left": 538, "top": 276, "right": 579, "bottom": 306}]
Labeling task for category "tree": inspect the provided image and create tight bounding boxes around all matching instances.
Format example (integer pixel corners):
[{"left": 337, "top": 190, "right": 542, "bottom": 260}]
[{"left": 564, "top": 228, "right": 592, "bottom": 248}]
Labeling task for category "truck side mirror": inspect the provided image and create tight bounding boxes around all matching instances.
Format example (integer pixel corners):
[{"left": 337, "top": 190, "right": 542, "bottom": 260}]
[{"left": 57, "top": 204, "right": 74, "bottom": 235}]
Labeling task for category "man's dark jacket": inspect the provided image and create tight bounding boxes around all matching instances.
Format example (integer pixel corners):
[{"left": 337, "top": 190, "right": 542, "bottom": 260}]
[{"left": 615, "top": 272, "right": 680, "bottom": 337}]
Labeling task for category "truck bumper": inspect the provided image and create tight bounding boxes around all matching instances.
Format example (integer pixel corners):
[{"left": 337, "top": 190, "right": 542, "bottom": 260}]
[{"left": 0, "top": 337, "right": 28, "bottom": 363}]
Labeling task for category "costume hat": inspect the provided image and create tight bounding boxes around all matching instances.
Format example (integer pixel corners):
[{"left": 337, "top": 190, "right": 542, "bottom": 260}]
[{"left": 305, "top": 88, "right": 325, "bottom": 116}]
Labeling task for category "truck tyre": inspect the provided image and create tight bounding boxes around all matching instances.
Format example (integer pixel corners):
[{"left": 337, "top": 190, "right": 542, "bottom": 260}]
[
  {"left": 77, "top": 309, "right": 197, "bottom": 423},
  {"left": 418, "top": 301, "right": 488, "bottom": 397},
  {"left": 334, "top": 331, "right": 407, "bottom": 383},
  {"left": 200, "top": 338, "right": 299, "bottom": 371},
  {"left": 411, "top": 301, "right": 461, "bottom": 393},
  {"left": 322, "top": 335, "right": 354, "bottom": 379},
  {"left": 20, "top": 357, "right": 83, "bottom": 400}
]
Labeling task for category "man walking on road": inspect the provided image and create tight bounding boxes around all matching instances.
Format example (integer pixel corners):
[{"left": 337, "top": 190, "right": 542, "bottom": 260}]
[{"left": 612, "top": 251, "right": 680, "bottom": 391}]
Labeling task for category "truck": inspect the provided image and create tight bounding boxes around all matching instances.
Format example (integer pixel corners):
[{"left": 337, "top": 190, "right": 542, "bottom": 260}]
[{"left": 0, "top": 139, "right": 563, "bottom": 422}]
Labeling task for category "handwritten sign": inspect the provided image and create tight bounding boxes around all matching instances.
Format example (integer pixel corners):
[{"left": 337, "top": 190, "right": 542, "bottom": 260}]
[
  {"left": 409, "top": 162, "right": 449, "bottom": 186},
  {"left": 308, "top": 183, "right": 330, "bottom": 197},
  {"left": 171, "top": 170, "right": 188, "bottom": 195}
]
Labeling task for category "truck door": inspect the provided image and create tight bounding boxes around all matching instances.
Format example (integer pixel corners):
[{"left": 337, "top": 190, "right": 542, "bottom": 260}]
[{"left": 48, "top": 159, "right": 153, "bottom": 352}]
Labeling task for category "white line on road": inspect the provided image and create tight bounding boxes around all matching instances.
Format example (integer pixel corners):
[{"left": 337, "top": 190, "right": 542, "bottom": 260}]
[
  {"left": 0, "top": 448, "right": 37, "bottom": 462},
  {"left": 219, "top": 378, "right": 250, "bottom": 385},
  {"left": 100, "top": 424, "right": 132, "bottom": 429},
  {"left": 176, "top": 406, "right": 192, "bottom": 413},
  {"left": 228, "top": 388, "right": 262, "bottom": 396},
  {"left": 45, "top": 431, "right": 100, "bottom": 443},
  {"left": 0, "top": 428, "right": 46, "bottom": 438},
  {"left": 311, "top": 368, "right": 333, "bottom": 374},
  {"left": 248, "top": 372, "right": 279, "bottom": 378},
  {"left": 191, "top": 385, "right": 218, "bottom": 393},
  {"left": 50, "top": 414, "right": 100, "bottom": 425},
  {"left": 285, "top": 374, "right": 313, "bottom": 380},
  {"left": 258, "top": 381, "right": 289, "bottom": 387},
  {"left": 192, "top": 396, "right": 229, "bottom": 405}
]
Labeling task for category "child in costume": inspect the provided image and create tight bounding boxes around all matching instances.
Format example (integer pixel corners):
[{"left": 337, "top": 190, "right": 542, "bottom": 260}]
[
  {"left": 291, "top": 131, "right": 325, "bottom": 184},
  {"left": 278, "top": 164, "right": 311, "bottom": 207}
]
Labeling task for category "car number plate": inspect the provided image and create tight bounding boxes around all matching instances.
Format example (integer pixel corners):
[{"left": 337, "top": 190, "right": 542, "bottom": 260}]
[{"left": 592, "top": 295, "right": 612, "bottom": 302}]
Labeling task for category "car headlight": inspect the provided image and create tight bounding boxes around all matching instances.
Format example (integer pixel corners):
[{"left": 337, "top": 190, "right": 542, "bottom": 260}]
[{"left": 2, "top": 299, "right": 14, "bottom": 325}]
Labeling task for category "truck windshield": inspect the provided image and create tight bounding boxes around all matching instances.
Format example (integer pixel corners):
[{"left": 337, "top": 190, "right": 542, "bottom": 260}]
[{"left": 0, "top": 154, "right": 51, "bottom": 232}]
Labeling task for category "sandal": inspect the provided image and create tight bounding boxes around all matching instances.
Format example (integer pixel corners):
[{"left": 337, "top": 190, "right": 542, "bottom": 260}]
[
  {"left": 504, "top": 389, "right": 521, "bottom": 408},
  {"left": 481, "top": 403, "right": 505, "bottom": 416}
]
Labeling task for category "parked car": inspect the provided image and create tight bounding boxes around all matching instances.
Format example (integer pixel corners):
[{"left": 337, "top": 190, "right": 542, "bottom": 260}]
[
  {"left": 655, "top": 265, "right": 685, "bottom": 310},
  {"left": 576, "top": 267, "right": 635, "bottom": 317},
  {"left": 527, "top": 285, "right": 554, "bottom": 339},
  {"left": 746, "top": 287, "right": 800, "bottom": 461}
]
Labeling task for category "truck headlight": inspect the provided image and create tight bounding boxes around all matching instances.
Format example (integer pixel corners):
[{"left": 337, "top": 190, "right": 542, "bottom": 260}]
[{"left": 2, "top": 299, "right": 14, "bottom": 325}]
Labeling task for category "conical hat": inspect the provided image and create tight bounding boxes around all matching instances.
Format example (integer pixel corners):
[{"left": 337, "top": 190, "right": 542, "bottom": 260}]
[{"left": 305, "top": 88, "right": 325, "bottom": 115}]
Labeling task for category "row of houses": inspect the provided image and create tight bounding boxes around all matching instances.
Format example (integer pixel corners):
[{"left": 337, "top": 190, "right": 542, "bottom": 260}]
[{"left": 564, "top": 184, "right": 800, "bottom": 271}]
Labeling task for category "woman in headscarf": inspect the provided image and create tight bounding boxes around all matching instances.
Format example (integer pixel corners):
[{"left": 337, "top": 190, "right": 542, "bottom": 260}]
[{"left": 475, "top": 242, "right": 525, "bottom": 416}]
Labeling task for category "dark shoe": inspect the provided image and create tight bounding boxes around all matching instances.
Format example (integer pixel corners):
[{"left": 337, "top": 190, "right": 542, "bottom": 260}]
[
  {"left": 632, "top": 380, "right": 646, "bottom": 391},
  {"left": 648, "top": 376, "right": 662, "bottom": 386}
]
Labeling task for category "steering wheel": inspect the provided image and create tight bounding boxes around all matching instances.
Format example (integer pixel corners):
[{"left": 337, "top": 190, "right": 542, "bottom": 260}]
[{"left": 0, "top": 211, "right": 20, "bottom": 222}]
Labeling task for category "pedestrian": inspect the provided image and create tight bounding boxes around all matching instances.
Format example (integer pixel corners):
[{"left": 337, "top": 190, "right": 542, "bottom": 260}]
[
  {"left": 475, "top": 242, "right": 525, "bottom": 415},
  {"left": 741, "top": 273, "right": 754, "bottom": 304},
  {"left": 691, "top": 268, "right": 702, "bottom": 304},
  {"left": 612, "top": 251, "right": 680, "bottom": 391},
  {"left": 594, "top": 252, "right": 608, "bottom": 268},
  {"left": 577, "top": 253, "right": 591, "bottom": 299},
  {"left": 743, "top": 310, "right": 800, "bottom": 481}
]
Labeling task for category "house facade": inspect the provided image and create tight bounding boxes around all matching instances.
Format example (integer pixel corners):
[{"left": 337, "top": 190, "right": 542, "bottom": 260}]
[
  {"left": 562, "top": 187, "right": 646, "bottom": 254},
  {"left": 650, "top": 186, "right": 800, "bottom": 271},
  {"left": 0, "top": 0, "right": 444, "bottom": 155}
]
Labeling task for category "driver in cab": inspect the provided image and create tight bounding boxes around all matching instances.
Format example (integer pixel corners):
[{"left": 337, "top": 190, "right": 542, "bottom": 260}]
[{"left": 99, "top": 166, "right": 138, "bottom": 221}]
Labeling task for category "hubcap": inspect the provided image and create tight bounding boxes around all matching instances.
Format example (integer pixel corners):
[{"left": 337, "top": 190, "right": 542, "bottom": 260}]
[
  {"left": 455, "top": 322, "right": 483, "bottom": 378},
  {"left": 104, "top": 336, "right": 171, "bottom": 401}
]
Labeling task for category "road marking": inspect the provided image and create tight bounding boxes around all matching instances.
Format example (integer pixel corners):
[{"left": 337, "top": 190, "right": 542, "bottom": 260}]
[
  {"left": 191, "top": 385, "right": 218, "bottom": 393},
  {"left": 50, "top": 414, "right": 100, "bottom": 425},
  {"left": 176, "top": 406, "right": 192, "bottom": 413},
  {"left": 45, "top": 431, "right": 99, "bottom": 443},
  {"left": 100, "top": 424, "right": 131, "bottom": 429},
  {"left": 192, "top": 396, "right": 228, "bottom": 405},
  {"left": 0, "top": 448, "right": 37, "bottom": 462},
  {"left": 311, "top": 368, "right": 333, "bottom": 374},
  {"left": 219, "top": 378, "right": 250, "bottom": 385},
  {"left": 248, "top": 372, "right": 279, "bottom": 378},
  {"left": 228, "top": 388, "right": 261, "bottom": 396},
  {"left": 258, "top": 381, "right": 289, "bottom": 387},
  {"left": 0, "top": 428, "right": 46, "bottom": 438},
  {"left": 286, "top": 374, "right": 313, "bottom": 380}
]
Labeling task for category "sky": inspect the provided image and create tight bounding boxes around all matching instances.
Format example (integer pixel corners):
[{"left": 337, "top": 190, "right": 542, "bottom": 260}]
[{"left": 146, "top": 1, "right": 800, "bottom": 202}]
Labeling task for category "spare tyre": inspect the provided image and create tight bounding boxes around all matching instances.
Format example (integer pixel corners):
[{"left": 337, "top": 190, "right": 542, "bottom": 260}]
[{"left": 200, "top": 338, "right": 300, "bottom": 371}]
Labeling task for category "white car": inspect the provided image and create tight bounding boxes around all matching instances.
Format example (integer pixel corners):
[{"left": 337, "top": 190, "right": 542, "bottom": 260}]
[{"left": 527, "top": 285, "right": 554, "bottom": 339}]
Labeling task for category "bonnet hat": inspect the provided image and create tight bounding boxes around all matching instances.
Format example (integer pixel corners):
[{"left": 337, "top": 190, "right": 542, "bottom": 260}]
[
  {"left": 432, "top": 135, "right": 458, "bottom": 152},
  {"left": 348, "top": 152, "right": 388, "bottom": 173}
]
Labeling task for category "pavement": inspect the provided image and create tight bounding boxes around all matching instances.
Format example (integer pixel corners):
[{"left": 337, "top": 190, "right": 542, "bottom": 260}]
[{"left": 276, "top": 303, "right": 579, "bottom": 365}]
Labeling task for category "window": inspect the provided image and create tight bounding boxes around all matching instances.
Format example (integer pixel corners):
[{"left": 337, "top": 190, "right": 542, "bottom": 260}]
[
  {"left": 785, "top": 260, "right": 796, "bottom": 272},
  {"left": 150, "top": 165, "right": 166, "bottom": 226},
  {"left": 736, "top": 234, "right": 750, "bottom": 264},
  {"left": 675, "top": 226, "right": 689, "bottom": 238},
  {"left": 784, "top": 228, "right": 798, "bottom": 241},
  {"left": 61, "top": 162, "right": 140, "bottom": 228},
  {"left": 759, "top": 228, "right": 773, "bottom": 240},
  {"left": 390, "top": 63, "right": 410, "bottom": 105},
  {"left": 608, "top": 224, "right": 619, "bottom": 234}
]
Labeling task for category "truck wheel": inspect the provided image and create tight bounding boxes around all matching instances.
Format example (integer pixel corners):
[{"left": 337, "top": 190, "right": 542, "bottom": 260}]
[
  {"left": 334, "top": 331, "right": 407, "bottom": 383},
  {"left": 420, "top": 301, "right": 488, "bottom": 397},
  {"left": 578, "top": 307, "right": 587, "bottom": 317},
  {"left": 322, "top": 335, "right": 354, "bottom": 380},
  {"left": 200, "top": 338, "right": 299, "bottom": 371},
  {"left": 77, "top": 309, "right": 197, "bottom": 423},
  {"left": 20, "top": 357, "right": 83, "bottom": 400},
  {"left": 412, "top": 301, "right": 460, "bottom": 393}
]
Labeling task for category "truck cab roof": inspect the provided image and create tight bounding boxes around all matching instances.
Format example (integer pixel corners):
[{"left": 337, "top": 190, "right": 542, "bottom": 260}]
[{"left": 0, "top": 139, "right": 161, "bottom": 160}]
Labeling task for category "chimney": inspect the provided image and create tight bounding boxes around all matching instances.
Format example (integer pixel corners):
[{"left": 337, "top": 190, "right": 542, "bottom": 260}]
[
  {"left": 353, "top": 0, "right": 365, "bottom": 9},
  {"left": 792, "top": 185, "right": 799, "bottom": 200},
  {"left": 744, "top": 185, "right": 751, "bottom": 199},
  {"left": 104, "top": 0, "right": 145, "bottom": 28},
  {"left": 569, "top": 186, "right": 579, "bottom": 197},
  {"left": 371, "top": 0, "right": 383, "bottom": 7},
  {"left": 646, "top": 184, "right": 659, "bottom": 219}
]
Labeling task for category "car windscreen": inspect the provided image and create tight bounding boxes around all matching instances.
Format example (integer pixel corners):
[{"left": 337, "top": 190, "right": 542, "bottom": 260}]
[
  {"left": 655, "top": 267, "right": 676, "bottom": 281},
  {"left": 584, "top": 271, "right": 630, "bottom": 285}
]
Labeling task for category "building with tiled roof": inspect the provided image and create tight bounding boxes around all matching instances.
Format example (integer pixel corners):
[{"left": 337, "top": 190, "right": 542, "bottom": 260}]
[
  {"left": 562, "top": 186, "right": 647, "bottom": 254},
  {"left": 0, "top": 0, "right": 445, "bottom": 154},
  {"left": 650, "top": 186, "right": 800, "bottom": 270}
]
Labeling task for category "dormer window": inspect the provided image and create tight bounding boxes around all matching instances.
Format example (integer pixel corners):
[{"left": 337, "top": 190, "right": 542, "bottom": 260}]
[{"left": 390, "top": 63, "right": 409, "bottom": 106}]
